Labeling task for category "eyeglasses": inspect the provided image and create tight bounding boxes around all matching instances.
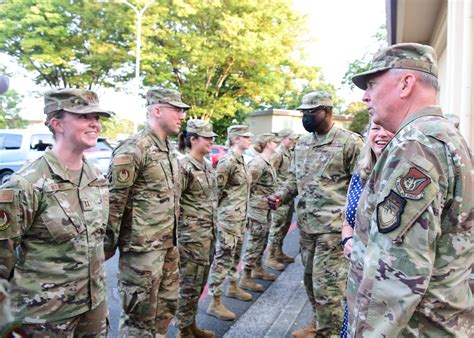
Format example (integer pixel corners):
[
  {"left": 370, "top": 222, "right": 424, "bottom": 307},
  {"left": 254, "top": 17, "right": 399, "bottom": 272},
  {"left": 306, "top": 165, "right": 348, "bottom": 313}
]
[{"left": 157, "top": 105, "right": 187, "bottom": 115}]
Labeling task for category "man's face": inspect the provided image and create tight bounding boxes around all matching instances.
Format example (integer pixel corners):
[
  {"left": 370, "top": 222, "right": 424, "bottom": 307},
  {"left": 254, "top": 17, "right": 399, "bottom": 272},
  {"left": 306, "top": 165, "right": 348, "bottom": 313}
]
[
  {"left": 157, "top": 104, "right": 186, "bottom": 136},
  {"left": 362, "top": 70, "right": 401, "bottom": 133}
]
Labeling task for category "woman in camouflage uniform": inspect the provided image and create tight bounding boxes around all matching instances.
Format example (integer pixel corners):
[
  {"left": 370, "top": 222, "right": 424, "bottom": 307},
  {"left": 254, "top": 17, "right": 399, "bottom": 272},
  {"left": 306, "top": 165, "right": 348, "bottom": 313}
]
[
  {"left": 0, "top": 88, "right": 111, "bottom": 337},
  {"left": 240, "top": 133, "right": 279, "bottom": 292},
  {"left": 176, "top": 119, "right": 218, "bottom": 338}
]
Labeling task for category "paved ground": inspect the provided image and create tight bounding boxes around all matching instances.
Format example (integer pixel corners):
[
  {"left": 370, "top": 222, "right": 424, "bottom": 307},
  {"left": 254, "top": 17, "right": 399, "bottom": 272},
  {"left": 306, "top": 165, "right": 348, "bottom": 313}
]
[{"left": 105, "top": 223, "right": 311, "bottom": 338}]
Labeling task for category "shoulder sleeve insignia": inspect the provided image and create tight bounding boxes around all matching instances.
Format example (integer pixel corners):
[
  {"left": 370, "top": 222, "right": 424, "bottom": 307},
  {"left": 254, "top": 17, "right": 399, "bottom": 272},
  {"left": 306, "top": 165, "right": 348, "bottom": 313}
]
[
  {"left": 113, "top": 155, "right": 133, "bottom": 166},
  {"left": 377, "top": 190, "right": 407, "bottom": 233},
  {"left": 117, "top": 168, "right": 131, "bottom": 183},
  {"left": 396, "top": 167, "right": 431, "bottom": 200},
  {"left": 0, "top": 210, "right": 12, "bottom": 231}
]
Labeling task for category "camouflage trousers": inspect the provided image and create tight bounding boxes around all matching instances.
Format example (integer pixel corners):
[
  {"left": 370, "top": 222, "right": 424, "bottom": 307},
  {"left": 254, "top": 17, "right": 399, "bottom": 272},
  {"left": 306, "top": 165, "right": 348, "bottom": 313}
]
[
  {"left": 300, "top": 231, "right": 347, "bottom": 336},
  {"left": 118, "top": 247, "right": 179, "bottom": 337},
  {"left": 21, "top": 300, "right": 107, "bottom": 337},
  {"left": 176, "top": 254, "right": 211, "bottom": 329},
  {"left": 243, "top": 216, "right": 270, "bottom": 270},
  {"left": 207, "top": 224, "right": 245, "bottom": 296},
  {"left": 268, "top": 202, "right": 294, "bottom": 248}
]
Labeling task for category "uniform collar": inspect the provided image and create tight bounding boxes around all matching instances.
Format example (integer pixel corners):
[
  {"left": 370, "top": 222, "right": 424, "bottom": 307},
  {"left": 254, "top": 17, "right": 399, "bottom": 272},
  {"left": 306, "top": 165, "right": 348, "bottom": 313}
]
[
  {"left": 397, "top": 105, "right": 443, "bottom": 132},
  {"left": 230, "top": 148, "right": 245, "bottom": 164},
  {"left": 186, "top": 154, "right": 209, "bottom": 171},
  {"left": 312, "top": 124, "right": 336, "bottom": 146},
  {"left": 43, "top": 150, "right": 100, "bottom": 187},
  {"left": 146, "top": 125, "right": 172, "bottom": 152}
]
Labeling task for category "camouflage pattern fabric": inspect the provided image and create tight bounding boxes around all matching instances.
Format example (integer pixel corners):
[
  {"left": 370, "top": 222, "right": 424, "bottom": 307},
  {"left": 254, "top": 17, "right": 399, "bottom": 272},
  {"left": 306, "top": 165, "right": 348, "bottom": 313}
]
[
  {"left": 243, "top": 154, "right": 276, "bottom": 269},
  {"left": 176, "top": 154, "right": 217, "bottom": 328},
  {"left": 207, "top": 149, "right": 249, "bottom": 295},
  {"left": 207, "top": 223, "right": 245, "bottom": 296},
  {"left": 0, "top": 150, "right": 108, "bottom": 325},
  {"left": 106, "top": 126, "right": 181, "bottom": 336},
  {"left": 347, "top": 106, "right": 474, "bottom": 337},
  {"left": 268, "top": 144, "right": 295, "bottom": 247},
  {"left": 300, "top": 232, "right": 347, "bottom": 336},
  {"left": 21, "top": 300, "right": 108, "bottom": 337},
  {"left": 118, "top": 248, "right": 179, "bottom": 337},
  {"left": 277, "top": 125, "right": 363, "bottom": 335}
]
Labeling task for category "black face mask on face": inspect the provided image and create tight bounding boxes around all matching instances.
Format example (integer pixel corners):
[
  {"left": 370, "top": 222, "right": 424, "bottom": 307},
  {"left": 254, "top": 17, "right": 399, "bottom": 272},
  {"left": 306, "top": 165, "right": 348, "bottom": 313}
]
[{"left": 302, "top": 113, "right": 318, "bottom": 133}]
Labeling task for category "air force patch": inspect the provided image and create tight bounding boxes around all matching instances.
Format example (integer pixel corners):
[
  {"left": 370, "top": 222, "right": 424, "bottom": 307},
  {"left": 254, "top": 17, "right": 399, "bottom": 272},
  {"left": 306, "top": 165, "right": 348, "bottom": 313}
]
[
  {"left": 377, "top": 190, "right": 407, "bottom": 233},
  {"left": 396, "top": 167, "right": 431, "bottom": 200}
]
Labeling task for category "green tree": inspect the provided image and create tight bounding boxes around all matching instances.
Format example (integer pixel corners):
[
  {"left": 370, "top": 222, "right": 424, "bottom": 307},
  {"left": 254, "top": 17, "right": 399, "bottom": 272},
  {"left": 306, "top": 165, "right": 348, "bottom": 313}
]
[
  {"left": 0, "top": 90, "right": 29, "bottom": 129},
  {"left": 0, "top": 0, "right": 133, "bottom": 89},
  {"left": 342, "top": 25, "right": 387, "bottom": 91},
  {"left": 101, "top": 115, "right": 134, "bottom": 141},
  {"left": 348, "top": 108, "right": 369, "bottom": 135}
]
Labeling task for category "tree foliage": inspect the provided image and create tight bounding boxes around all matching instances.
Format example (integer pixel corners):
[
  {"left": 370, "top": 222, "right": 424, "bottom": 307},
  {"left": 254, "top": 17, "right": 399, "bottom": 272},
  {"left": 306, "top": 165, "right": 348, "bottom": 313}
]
[
  {"left": 0, "top": 90, "right": 29, "bottom": 129},
  {"left": 0, "top": 0, "right": 133, "bottom": 89},
  {"left": 348, "top": 108, "right": 369, "bottom": 135},
  {"left": 101, "top": 115, "right": 134, "bottom": 141}
]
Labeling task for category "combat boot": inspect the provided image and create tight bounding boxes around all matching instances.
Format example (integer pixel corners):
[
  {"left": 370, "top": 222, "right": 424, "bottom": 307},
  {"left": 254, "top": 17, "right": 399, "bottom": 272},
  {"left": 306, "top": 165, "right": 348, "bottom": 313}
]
[
  {"left": 226, "top": 280, "right": 252, "bottom": 301},
  {"left": 252, "top": 265, "right": 276, "bottom": 281},
  {"left": 239, "top": 268, "right": 264, "bottom": 292},
  {"left": 206, "top": 295, "right": 236, "bottom": 321},
  {"left": 275, "top": 245, "right": 295, "bottom": 263},
  {"left": 292, "top": 320, "right": 317, "bottom": 338},
  {"left": 190, "top": 322, "right": 215, "bottom": 338},
  {"left": 265, "top": 247, "right": 285, "bottom": 270},
  {"left": 177, "top": 325, "right": 194, "bottom": 338}
]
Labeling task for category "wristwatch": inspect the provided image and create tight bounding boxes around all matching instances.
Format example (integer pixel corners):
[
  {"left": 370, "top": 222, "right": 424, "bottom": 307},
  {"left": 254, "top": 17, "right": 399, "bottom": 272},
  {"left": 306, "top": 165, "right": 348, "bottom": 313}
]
[{"left": 341, "top": 236, "right": 353, "bottom": 247}]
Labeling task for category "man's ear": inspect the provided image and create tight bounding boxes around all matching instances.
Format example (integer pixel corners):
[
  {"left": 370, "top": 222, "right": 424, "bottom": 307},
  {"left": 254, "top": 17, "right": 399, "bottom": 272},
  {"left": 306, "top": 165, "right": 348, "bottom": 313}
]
[{"left": 400, "top": 73, "right": 416, "bottom": 98}]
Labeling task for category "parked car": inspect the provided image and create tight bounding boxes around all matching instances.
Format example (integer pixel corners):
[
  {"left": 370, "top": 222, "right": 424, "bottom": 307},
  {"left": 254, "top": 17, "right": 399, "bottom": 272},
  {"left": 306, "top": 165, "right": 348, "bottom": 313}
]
[
  {"left": 209, "top": 145, "right": 227, "bottom": 168},
  {"left": 0, "top": 129, "right": 54, "bottom": 184},
  {"left": 83, "top": 137, "right": 113, "bottom": 175}
]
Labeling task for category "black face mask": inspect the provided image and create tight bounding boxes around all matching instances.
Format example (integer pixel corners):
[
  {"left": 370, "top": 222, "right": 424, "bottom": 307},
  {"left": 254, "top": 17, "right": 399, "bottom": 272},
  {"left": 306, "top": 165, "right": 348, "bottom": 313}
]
[{"left": 302, "top": 113, "right": 318, "bottom": 133}]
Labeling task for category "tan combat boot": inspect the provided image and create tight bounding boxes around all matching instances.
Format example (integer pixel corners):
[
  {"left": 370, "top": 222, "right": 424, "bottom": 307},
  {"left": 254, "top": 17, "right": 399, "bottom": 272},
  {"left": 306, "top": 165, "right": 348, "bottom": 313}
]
[
  {"left": 226, "top": 280, "right": 252, "bottom": 301},
  {"left": 190, "top": 322, "right": 215, "bottom": 338},
  {"left": 265, "top": 246, "right": 285, "bottom": 270},
  {"left": 292, "top": 320, "right": 317, "bottom": 338},
  {"left": 206, "top": 295, "right": 236, "bottom": 321},
  {"left": 177, "top": 325, "right": 194, "bottom": 338},
  {"left": 239, "top": 268, "right": 264, "bottom": 292},
  {"left": 275, "top": 245, "right": 295, "bottom": 263},
  {"left": 252, "top": 265, "right": 276, "bottom": 281}
]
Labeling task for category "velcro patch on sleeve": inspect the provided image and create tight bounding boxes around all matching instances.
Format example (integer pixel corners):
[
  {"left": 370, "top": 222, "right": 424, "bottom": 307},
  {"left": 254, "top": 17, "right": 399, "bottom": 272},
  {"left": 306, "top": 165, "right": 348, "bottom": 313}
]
[
  {"left": 113, "top": 155, "right": 133, "bottom": 166},
  {"left": 396, "top": 167, "right": 431, "bottom": 200},
  {"left": 0, "top": 189, "right": 14, "bottom": 203},
  {"left": 377, "top": 190, "right": 407, "bottom": 233}
]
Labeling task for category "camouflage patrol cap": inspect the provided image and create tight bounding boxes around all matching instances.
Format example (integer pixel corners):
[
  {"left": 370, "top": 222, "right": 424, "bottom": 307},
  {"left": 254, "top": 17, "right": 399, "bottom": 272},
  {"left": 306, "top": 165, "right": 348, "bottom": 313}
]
[
  {"left": 352, "top": 42, "right": 438, "bottom": 90},
  {"left": 186, "top": 119, "right": 218, "bottom": 137},
  {"left": 228, "top": 125, "right": 253, "bottom": 138},
  {"left": 146, "top": 88, "right": 190, "bottom": 108},
  {"left": 297, "top": 91, "right": 333, "bottom": 110},
  {"left": 255, "top": 133, "right": 280, "bottom": 146},
  {"left": 44, "top": 88, "right": 111, "bottom": 117},
  {"left": 278, "top": 128, "right": 298, "bottom": 139}
]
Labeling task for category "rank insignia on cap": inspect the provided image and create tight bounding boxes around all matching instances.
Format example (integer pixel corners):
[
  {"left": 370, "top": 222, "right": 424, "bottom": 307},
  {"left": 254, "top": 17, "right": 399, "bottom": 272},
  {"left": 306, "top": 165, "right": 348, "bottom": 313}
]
[
  {"left": 0, "top": 210, "right": 11, "bottom": 231},
  {"left": 117, "top": 169, "right": 131, "bottom": 183},
  {"left": 377, "top": 190, "right": 407, "bottom": 233},
  {"left": 396, "top": 167, "right": 431, "bottom": 200}
]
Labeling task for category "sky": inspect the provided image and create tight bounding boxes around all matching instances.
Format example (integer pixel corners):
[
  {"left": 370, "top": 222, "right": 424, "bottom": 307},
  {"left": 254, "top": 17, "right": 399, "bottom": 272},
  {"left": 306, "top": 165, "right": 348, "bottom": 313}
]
[{"left": 1, "top": 0, "right": 386, "bottom": 123}]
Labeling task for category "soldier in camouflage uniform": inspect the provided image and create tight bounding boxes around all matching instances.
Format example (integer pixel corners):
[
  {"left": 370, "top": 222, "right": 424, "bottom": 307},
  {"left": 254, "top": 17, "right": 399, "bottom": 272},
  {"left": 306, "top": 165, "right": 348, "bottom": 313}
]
[
  {"left": 265, "top": 128, "right": 298, "bottom": 271},
  {"left": 105, "top": 88, "right": 188, "bottom": 337},
  {"left": 0, "top": 88, "right": 111, "bottom": 336},
  {"left": 268, "top": 91, "right": 363, "bottom": 337},
  {"left": 347, "top": 43, "right": 473, "bottom": 337},
  {"left": 207, "top": 125, "right": 253, "bottom": 321},
  {"left": 240, "top": 133, "right": 279, "bottom": 291},
  {"left": 175, "top": 119, "right": 218, "bottom": 338}
]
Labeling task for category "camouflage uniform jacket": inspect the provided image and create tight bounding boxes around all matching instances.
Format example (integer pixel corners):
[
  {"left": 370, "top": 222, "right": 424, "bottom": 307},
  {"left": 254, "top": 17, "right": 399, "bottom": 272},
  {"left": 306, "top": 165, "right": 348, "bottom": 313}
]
[
  {"left": 215, "top": 149, "right": 250, "bottom": 236},
  {"left": 0, "top": 150, "right": 108, "bottom": 323},
  {"left": 247, "top": 154, "right": 276, "bottom": 223},
  {"left": 178, "top": 154, "right": 217, "bottom": 265},
  {"left": 347, "top": 106, "right": 473, "bottom": 337},
  {"left": 270, "top": 144, "right": 293, "bottom": 187},
  {"left": 105, "top": 127, "right": 181, "bottom": 253},
  {"left": 278, "top": 125, "right": 363, "bottom": 234}
]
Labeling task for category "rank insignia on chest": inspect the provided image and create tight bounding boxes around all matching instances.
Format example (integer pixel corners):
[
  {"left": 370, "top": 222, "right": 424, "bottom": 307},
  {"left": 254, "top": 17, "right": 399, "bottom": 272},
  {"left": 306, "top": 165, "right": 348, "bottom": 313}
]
[
  {"left": 396, "top": 167, "right": 431, "bottom": 200},
  {"left": 81, "top": 199, "right": 93, "bottom": 211},
  {"left": 117, "top": 168, "right": 131, "bottom": 183},
  {"left": 377, "top": 190, "right": 407, "bottom": 233},
  {"left": 0, "top": 210, "right": 12, "bottom": 231}
]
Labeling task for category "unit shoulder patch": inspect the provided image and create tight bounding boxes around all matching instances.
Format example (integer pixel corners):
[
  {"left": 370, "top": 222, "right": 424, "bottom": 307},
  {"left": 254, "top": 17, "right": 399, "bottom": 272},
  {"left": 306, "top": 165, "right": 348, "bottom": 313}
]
[
  {"left": 377, "top": 190, "right": 407, "bottom": 233},
  {"left": 396, "top": 167, "right": 431, "bottom": 200}
]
